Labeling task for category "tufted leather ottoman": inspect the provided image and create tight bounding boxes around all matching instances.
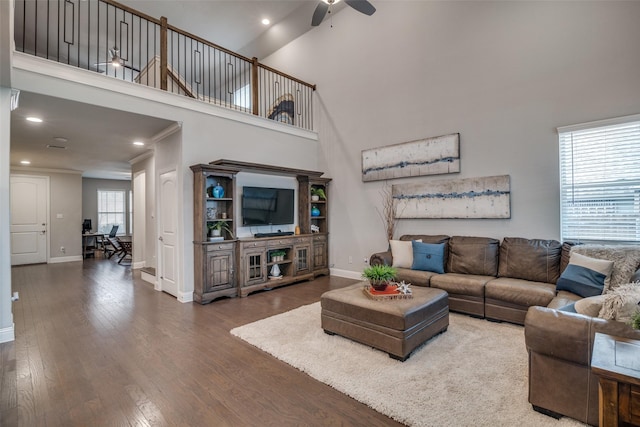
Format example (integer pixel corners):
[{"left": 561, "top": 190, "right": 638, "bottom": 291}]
[{"left": 321, "top": 282, "right": 449, "bottom": 361}]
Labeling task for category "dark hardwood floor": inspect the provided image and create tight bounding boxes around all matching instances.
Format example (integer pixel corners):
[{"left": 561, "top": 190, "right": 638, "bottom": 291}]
[{"left": 1, "top": 258, "right": 403, "bottom": 426}]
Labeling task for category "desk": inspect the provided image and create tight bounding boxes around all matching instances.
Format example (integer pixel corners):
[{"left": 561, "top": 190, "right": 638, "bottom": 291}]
[
  {"left": 82, "top": 233, "right": 104, "bottom": 259},
  {"left": 591, "top": 332, "right": 640, "bottom": 427}
]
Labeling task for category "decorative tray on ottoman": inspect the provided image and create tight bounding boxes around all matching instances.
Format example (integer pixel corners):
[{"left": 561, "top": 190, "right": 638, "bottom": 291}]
[{"left": 363, "top": 284, "right": 413, "bottom": 301}]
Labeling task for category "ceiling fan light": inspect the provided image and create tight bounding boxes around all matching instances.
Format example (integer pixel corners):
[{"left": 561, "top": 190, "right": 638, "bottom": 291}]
[
  {"left": 321, "top": 0, "right": 340, "bottom": 4},
  {"left": 110, "top": 47, "right": 123, "bottom": 67}
]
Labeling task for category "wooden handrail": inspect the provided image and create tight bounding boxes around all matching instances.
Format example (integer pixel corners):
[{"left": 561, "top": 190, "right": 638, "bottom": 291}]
[
  {"left": 101, "top": 0, "right": 162, "bottom": 25},
  {"left": 165, "top": 23, "right": 253, "bottom": 63},
  {"left": 257, "top": 63, "right": 316, "bottom": 90}
]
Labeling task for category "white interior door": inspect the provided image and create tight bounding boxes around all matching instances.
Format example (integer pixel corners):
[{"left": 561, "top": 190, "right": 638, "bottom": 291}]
[
  {"left": 10, "top": 175, "right": 48, "bottom": 265},
  {"left": 158, "top": 170, "right": 178, "bottom": 297}
]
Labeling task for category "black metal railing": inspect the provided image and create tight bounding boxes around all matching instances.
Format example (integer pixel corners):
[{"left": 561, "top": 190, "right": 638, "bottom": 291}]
[{"left": 13, "top": 0, "right": 314, "bottom": 131}]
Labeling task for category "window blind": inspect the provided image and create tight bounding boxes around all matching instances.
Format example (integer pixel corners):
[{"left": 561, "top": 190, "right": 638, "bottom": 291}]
[
  {"left": 559, "top": 117, "right": 640, "bottom": 243},
  {"left": 97, "top": 190, "right": 126, "bottom": 235}
]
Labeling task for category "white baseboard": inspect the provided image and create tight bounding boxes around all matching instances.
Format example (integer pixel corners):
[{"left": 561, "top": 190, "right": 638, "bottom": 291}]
[
  {"left": 141, "top": 271, "right": 156, "bottom": 285},
  {"left": 132, "top": 261, "right": 145, "bottom": 269},
  {"left": 49, "top": 255, "right": 83, "bottom": 263},
  {"left": 178, "top": 291, "right": 193, "bottom": 303},
  {"left": 330, "top": 268, "right": 362, "bottom": 280},
  {"left": 0, "top": 324, "right": 15, "bottom": 343}
]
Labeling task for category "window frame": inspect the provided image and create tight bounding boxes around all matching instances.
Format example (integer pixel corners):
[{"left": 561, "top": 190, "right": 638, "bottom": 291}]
[
  {"left": 97, "top": 189, "right": 127, "bottom": 236},
  {"left": 558, "top": 113, "right": 640, "bottom": 244}
]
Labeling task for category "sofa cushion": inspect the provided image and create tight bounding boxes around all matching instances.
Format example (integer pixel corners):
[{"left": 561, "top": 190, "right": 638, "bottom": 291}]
[
  {"left": 547, "top": 290, "right": 583, "bottom": 310},
  {"left": 430, "top": 273, "right": 493, "bottom": 298},
  {"left": 556, "top": 252, "right": 614, "bottom": 298},
  {"left": 486, "top": 277, "right": 556, "bottom": 307},
  {"left": 394, "top": 267, "right": 437, "bottom": 287},
  {"left": 571, "top": 245, "right": 640, "bottom": 292},
  {"left": 560, "top": 241, "right": 581, "bottom": 274},
  {"left": 411, "top": 241, "right": 445, "bottom": 273},
  {"left": 390, "top": 239, "right": 420, "bottom": 269},
  {"left": 598, "top": 282, "right": 640, "bottom": 322},
  {"left": 498, "top": 237, "right": 562, "bottom": 283},
  {"left": 446, "top": 236, "right": 500, "bottom": 276},
  {"left": 575, "top": 295, "right": 606, "bottom": 317}
]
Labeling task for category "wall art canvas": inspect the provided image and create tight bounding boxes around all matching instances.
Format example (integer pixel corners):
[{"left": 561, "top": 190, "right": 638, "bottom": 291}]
[
  {"left": 393, "top": 175, "right": 511, "bottom": 219},
  {"left": 361, "top": 133, "right": 460, "bottom": 182}
]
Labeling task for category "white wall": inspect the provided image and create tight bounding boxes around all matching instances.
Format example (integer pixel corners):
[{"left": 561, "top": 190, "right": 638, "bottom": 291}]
[
  {"left": 264, "top": 1, "right": 640, "bottom": 274},
  {"left": 132, "top": 152, "right": 156, "bottom": 270}
]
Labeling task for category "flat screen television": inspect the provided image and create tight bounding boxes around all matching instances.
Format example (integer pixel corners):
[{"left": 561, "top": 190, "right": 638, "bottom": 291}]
[{"left": 242, "top": 186, "right": 294, "bottom": 226}]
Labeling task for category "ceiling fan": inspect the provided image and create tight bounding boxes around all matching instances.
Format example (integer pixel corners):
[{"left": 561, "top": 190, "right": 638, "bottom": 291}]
[
  {"left": 312, "top": 0, "right": 376, "bottom": 26},
  {"left": 91, "top": 47, "right": 139, "bottom": 73}
]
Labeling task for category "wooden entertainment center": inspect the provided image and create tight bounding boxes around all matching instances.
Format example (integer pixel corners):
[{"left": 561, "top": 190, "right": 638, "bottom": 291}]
[{"left": 190, "top": 160, "right": 331, "bottom": 304}]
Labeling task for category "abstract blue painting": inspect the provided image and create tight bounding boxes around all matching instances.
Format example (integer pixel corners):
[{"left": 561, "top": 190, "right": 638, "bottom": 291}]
[
  {"left": 392, "top": 175, "right": 511, "bottom": 219},
  {"left": 362, "top": 133, "right": 460, "bottom": 182}
]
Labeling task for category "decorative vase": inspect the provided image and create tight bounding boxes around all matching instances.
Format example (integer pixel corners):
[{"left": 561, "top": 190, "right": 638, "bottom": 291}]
[
  {"left": 212, "top": 182, "right": 225, "bottom": 198},
  {"left": 270, "top": 263, "right": 281, "bottom": 277},
  {"left": 311, "top": 205, "right": 321, "bottom": 217},
  {"left": 370, "top": 280, "right": 388, "bottom": 291},
  {"left": 311, "top": 195, "right": 320, "bottom": 202},
  {"left": 206, "top": 186, "right": 214, "bottom": 197},
  {"left": 211, "top": 229, "right": 221, "bottom": 237}
]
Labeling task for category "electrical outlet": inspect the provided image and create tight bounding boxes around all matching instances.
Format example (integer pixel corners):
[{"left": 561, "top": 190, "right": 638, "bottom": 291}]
[
  {"left": 363, "top": 257, "right": 369, "bottom": 264},
  {"left": 60, "top": 246, "right": 65, "bottom": 253},
  {"left": 348, "top": 256, "right": 353, "bottom": 264}
]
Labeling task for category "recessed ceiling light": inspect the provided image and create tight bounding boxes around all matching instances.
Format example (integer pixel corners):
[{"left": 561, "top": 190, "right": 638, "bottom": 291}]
[
  {"left": 26, "top": 117, "right": 43, "bottom": 123},
  {"left": 20, "top": 160, "right": 31, "bottom": 165},
  {"left": 261, "top": 18, "right": 270, "bottom": 25},
  {"left": 133, "top": 141, "right": 145, "bottom": 146},
  {"left": 53, "top": 137, "right": 68, "bottom": 143}
]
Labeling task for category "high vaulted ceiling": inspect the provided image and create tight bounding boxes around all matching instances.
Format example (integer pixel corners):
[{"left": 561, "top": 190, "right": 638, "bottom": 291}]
[{"left": 10, "top": 0, "right": 344, "bottom": 180}]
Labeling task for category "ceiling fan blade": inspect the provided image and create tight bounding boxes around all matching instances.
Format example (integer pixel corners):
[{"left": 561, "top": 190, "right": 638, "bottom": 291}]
[
  {"left": 311, "top": 2, "right": 329, "bottom": 26},
  {"left": 345, "top": 0, "right": 376, "bottom": 16}
]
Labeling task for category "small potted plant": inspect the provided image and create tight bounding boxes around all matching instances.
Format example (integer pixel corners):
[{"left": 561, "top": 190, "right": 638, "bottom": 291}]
[
  {"left": 270, "top": 250, "right": 286, "bottom": 262},
  {"left": 362, "top": 264, "right": 397, "bottom": 291},
  {"left": 631, "top": 308, "right": 640, "bottom": 330},
  {"left": 208, "top": 220, "right": 233, "bottom": 240},
  {"left": 311, "top": 187, "right": 326, "bottom": 202}
]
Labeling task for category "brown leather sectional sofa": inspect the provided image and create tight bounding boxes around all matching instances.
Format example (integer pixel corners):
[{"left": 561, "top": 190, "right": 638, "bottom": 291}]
[
  {"left": 369, "top": 234, "right": 569, "bottom": 324},
  {"left": 370, "top": 234, "right": 640, "bottom": 425}
]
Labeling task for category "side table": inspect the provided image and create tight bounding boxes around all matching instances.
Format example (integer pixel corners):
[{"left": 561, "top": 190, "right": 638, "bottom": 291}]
[{"left": 591, "top": 332, "right": 640, "bottom": 427}]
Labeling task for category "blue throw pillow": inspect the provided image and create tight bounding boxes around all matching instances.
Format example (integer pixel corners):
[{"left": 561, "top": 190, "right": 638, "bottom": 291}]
[
  {"left": 556, "top": 252, "right": 614, "bottom": 298},
  {"left": 411, "top": 241, "right": 445, "bottom": 274},
  {"left": 556, "top": 264, "right": 607, "bottom": 298}
]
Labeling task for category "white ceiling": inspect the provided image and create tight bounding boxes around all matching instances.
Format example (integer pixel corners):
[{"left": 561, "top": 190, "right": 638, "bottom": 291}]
[
  {"left": 10, "top": 0, "right": 336, "bottom": 180},
  {"left": 11, "top": 92, "right": 175, "bottom": 180}
]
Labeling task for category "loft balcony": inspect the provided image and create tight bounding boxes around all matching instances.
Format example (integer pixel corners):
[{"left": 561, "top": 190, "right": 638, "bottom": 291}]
[{"left": 13, "top": 0, "right": 315, "bottom": 131}]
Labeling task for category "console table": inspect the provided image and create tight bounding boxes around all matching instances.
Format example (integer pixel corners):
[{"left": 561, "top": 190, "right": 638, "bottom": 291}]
[{"left": 591, "top": 332, "right": 640, "bottom": 427}]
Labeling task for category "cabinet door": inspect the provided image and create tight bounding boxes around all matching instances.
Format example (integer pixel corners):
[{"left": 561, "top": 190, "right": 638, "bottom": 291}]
[
  {"left": 313, "top": 235, "right": 328, "bottom": 270},
  {"left": 205, "top": 248, "right": 235, "bottom": 292},
  {"left": 242, "top": 248, "right": 266, "bottom": 286},
  {"left": 294, "top": 243, "right": 312, "bottom": 276}
]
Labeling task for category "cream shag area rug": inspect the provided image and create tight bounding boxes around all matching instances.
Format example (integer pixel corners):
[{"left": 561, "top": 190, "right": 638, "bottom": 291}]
[{"left": 231, "top": 303, "right": 586, "bottom": 427}]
